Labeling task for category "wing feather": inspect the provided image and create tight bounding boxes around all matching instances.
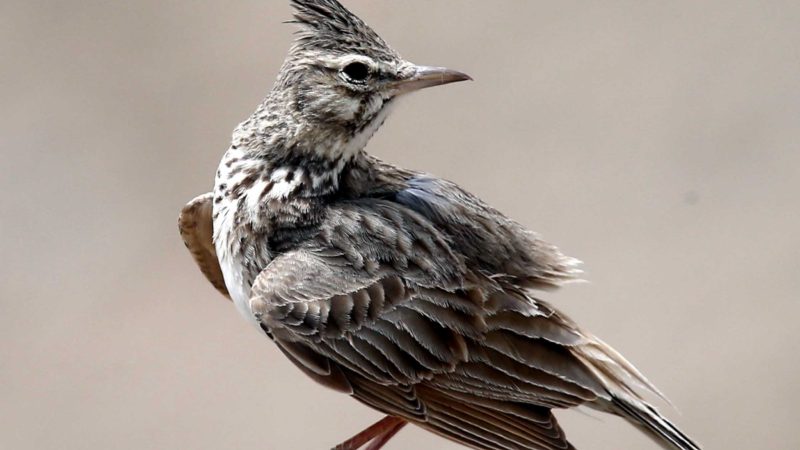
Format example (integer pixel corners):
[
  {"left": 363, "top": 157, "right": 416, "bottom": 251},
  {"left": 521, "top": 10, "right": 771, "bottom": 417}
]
[{"left": 178, "top": 193, "right": 229, "bottom": 298}]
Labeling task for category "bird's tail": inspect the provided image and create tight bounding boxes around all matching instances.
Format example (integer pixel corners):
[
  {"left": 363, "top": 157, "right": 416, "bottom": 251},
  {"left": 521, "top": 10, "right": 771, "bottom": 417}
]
[
  {"left": 611, "top": 395, "right": 701, "bottom": 450},
  {"left": 568, "top": 331, "right": 701, "bottom": 450}
]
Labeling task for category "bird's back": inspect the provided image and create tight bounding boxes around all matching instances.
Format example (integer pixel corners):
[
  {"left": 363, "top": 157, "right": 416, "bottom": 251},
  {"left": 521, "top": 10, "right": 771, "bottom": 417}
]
[{"left": 333, "top": 156, "right": 581, "bottom": 286}]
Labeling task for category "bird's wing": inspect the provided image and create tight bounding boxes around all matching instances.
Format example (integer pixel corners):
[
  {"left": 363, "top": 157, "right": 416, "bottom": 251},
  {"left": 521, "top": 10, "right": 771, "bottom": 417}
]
[
  {"left": 178, "top": 193, "right": 230, "bottom": 299},
  {"left": 250, "top": 199, "right": 469, "bottom": 391},
  {"left": 247, "top": 199, "right": 616, "bottom": 449}
]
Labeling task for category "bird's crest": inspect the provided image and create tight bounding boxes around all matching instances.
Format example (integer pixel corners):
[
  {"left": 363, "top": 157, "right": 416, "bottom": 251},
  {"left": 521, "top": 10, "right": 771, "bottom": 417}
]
[{"left": 289, "top": 0, "right": 399, "bottom": 61}]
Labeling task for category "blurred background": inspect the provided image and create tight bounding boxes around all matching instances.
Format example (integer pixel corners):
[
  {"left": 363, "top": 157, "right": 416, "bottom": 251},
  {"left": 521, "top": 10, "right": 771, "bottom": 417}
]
[{"left": 2, "top": 1, "right": 798, "bottom": 449}]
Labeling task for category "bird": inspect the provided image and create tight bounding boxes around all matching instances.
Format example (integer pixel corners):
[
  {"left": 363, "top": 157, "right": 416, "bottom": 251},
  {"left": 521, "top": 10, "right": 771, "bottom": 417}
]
[{"left": 178, "top": 1, "right": 701, "bottom": 449}]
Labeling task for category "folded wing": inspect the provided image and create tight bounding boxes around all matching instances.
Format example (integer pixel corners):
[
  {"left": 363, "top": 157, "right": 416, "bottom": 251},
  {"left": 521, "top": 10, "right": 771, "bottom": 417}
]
[
  {"left": 248, "top": 199, "right": 614, "bottom": 449},
  {"left": 178, "top": 193, "right": 230, "bottom": 299}
]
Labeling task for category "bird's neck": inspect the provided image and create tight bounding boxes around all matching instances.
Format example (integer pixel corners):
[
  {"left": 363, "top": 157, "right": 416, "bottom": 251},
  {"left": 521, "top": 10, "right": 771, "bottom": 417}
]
[
  {"left": 212, "top": 110, "right": 375, "bottom": 239},
  {"left": 222, "top": 106, "right": 364, "bottom": 194},
  {"left": 216, "top": 143, "right": 357, "bottom": 204},
  {"left": 211, "top": 94, "right": 401, "bottom": 254}
]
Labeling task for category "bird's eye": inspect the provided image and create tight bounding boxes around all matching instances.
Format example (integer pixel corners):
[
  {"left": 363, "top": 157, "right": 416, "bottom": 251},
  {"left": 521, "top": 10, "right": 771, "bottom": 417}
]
[{"left": 342, "top": 62, "right": 371, "bottom": 83}]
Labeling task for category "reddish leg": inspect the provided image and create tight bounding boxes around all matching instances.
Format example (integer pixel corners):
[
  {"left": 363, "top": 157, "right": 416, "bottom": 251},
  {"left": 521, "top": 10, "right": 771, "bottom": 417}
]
[
  {"left": 365, "top": 420, "right": 407, "bottom": 450},
  {"left": 333, "top": 416, "right": 407, "bottom": 450}
]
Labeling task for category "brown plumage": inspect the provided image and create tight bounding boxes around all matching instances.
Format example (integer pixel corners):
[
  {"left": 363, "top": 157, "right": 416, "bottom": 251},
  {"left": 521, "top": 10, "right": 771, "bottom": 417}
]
[
  {"left": 179, "top": 1, "right": 701, "bottom": 449},
  {"left": 179, "top": 193, "right": 229, "bottom": 299}
]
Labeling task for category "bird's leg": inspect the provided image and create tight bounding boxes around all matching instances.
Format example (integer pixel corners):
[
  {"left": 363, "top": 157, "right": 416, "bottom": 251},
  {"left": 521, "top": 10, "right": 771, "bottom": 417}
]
[
  {"left": 364, "top": 420, "right": 407, "bottom": 450},
  {"left": 332, "top": 416, "right": 406, "bottom": 450}
]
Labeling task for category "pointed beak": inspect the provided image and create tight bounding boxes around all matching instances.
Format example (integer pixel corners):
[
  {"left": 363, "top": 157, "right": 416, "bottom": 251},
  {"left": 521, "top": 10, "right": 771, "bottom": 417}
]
[{"left": 390, "top": 65, "right": 472, "bottom": 96}]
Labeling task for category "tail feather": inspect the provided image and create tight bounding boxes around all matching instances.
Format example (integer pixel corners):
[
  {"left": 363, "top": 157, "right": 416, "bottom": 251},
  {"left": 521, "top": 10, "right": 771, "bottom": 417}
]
[
  {"left": 612, "top": 396, "right": 702, "bottom": 450},
  {"left": 568, "top": 328, "right": 701, "bottom": 449}
]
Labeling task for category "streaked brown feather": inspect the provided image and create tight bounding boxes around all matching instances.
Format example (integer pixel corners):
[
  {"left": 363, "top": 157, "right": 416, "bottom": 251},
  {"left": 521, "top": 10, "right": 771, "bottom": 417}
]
[
  {"left": 178, "top": 193, "right": 230, "bottom": 299},
  {"left": 273, "top": 338, "right": 353, "bottom": 394},
  {"left": 482, "top": 330, "right": 608, "bottom": 395},
  {"left": 417, "top": 385, "right": 574, "bottom": 450}
]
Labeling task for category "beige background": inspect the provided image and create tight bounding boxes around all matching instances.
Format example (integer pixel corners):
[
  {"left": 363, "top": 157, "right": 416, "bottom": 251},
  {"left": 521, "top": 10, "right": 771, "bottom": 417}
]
[{"left": 2, "top": 1, "right": 798, "bottom": 449}]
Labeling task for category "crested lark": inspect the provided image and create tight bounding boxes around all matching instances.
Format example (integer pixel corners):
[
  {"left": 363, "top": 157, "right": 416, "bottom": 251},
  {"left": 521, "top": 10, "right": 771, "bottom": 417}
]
[{"left": 179, "top": 1, "right": 701, "bottom": 449}]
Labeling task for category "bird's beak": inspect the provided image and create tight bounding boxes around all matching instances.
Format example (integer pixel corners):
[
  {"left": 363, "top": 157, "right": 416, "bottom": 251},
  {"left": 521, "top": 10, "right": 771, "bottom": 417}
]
[{"left": 390, "top": 65, "right": 472, "bottom": 96}]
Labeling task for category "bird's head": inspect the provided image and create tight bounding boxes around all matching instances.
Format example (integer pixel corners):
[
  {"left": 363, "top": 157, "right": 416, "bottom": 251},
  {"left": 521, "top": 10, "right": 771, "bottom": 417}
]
[{"left": 268, "top": 0, "right": 470, "bottom": 159}]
